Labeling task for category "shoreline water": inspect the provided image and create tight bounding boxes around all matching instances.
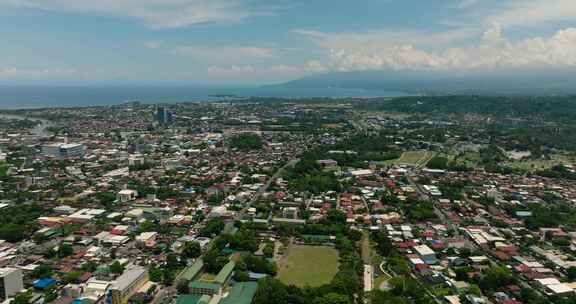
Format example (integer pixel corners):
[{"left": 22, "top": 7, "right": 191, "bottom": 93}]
[{"left": 0, "top": 85, "right": 411, "bottom": 110}]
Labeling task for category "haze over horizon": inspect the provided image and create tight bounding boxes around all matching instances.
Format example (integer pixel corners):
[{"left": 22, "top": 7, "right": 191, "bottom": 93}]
[{"left": 2, "top": 0, "right": 576, "bottom": 86}]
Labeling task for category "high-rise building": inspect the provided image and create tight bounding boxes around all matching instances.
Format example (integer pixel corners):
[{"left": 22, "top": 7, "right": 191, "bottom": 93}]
[
  {"left": 155, "top": 105, "right": 172, "bottom": 125},
  {"left": 0, "top": 268, "right": 24, "bottom": 300}
]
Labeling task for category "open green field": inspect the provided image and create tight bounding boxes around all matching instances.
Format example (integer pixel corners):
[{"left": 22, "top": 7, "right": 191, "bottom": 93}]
[
  {"left": 277, "top": 245, "right": 339, "bottom": 287},
  {"left": 380, "top": 151, "right": 435, "bottom": 167},
  {"left": 505, "top": 154, "right": 575, "bottom": 170}
]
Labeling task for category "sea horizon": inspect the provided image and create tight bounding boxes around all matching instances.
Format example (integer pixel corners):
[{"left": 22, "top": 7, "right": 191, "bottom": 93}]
[{"left": 0, "top": 85, "right": 411, "bottom": 110}]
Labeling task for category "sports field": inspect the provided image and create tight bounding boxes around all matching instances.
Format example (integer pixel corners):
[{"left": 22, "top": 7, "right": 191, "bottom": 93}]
[
  {"left": 381, "top": 151, "right": 435, "bottom": 167},
  {"left": 277, "top": 245, "right": 339, "bottom": 287}
]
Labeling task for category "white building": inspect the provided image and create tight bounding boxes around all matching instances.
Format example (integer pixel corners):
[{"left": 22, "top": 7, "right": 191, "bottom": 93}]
[
  {"left": 117, "top": 190, "right": 138, "bottom": 203},
  {"left": 42, "top": 143, "right": 86, "bottom": 158},
  {"left": 535, "top": 278, "right": 574, "bottom": 296},
  {"left": 0, "top": 268, "right": 24, "bottom": 300}
]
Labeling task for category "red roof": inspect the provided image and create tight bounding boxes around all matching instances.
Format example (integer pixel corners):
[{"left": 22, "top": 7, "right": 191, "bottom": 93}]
[
  {"left": 506, "top": 285, "right": 522, "bottom": 293},
  {"left": 422, "top": 231, "right": 435, "bottom": 238},
  {"left": 494, "top": 251, "right": 511, "bottom": 261}
]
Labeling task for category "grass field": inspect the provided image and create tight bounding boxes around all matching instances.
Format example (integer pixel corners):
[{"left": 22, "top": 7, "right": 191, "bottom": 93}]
[
  {"left": 380, "top": 151, "right": 435, "bottom": 167},
  {"left": 505, "top": 154, "right": 575, "bottom": 170},
  {"left": 277, "top": 245, "right": 339, "bottom": 287}
]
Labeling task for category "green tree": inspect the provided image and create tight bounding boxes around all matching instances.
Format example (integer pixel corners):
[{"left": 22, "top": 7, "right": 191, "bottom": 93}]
[
  {"left": 81, "top": 261, "right": 98, "bottom": 272},
  {"left": 12, "top": 292, "right": 32, "bottom": 304},
  {"left": 230, "top": 134, "right": 263, "bottom": 151},
  {"left": 253, "top": 278, "right": 289, "bottom": 304},
  {"left": 313, "top": 293, "right": 350, "bottom": 304},
  {"left": 32, "top": 264, "right": 53, "bottom": 279},
  {"left": 479, "top": 266, "right": 513, "bottom": 292},
  {"left": 149, "top": 265, "right": 163, "bottom": 282},
  {"left": 181, "top": 241, "right": 202, "bottom": 259},
  {"left": 63, "top": 271, "right": 83, "bottom": 284},
  {"left": 57, "top": 244, "right": 74, "bottom": 258},
  {"left": 567, "top": 266, "right": 576, "bottom": 281},
  {"left": 176, "top": 279, "right": 189, "bottom": 294},
  {"left": 109, "top": 261, "right": 125, "bottom": 275},
  {"left": 44, "top": 286, "right": 59, "bottom": 303}
]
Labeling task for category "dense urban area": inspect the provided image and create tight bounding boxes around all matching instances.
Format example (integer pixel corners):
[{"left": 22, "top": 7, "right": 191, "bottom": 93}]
[{"left": 2, "top": 96, "right": 576, "bottom": 304}]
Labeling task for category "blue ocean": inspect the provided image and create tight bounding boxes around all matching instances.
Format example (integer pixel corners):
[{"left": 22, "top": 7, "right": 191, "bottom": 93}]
[{"left": 0, "top": 85, "right": 410, "bottom": 109}]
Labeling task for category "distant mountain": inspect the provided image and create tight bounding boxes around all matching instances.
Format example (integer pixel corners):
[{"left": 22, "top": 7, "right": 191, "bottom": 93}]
[{"left": 279, "top": 68, "right": 576, "bottom": 95}]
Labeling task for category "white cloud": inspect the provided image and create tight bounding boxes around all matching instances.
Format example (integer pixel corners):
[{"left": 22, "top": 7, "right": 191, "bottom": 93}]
[
  {"left": 295, "top": 24, "right": 576, "bottom": 72},
  {"left": 175, "top": 46, "right": 276, "bottom": 62},
  {"left": 486, "top": 0, "right": 576, "bottom": 27},
  {"left": 293, "top": 27, "right": 476, "bottom": 51},
  {"left": 207, "top": 60, "right": 327, "bottom": 81},
  {"left": 0, "top": 0, "right": 270, "bottom": 29}
]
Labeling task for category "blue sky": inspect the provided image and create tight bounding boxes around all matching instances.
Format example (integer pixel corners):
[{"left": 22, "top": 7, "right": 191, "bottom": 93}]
[{"left": 1, "top": 0, "right": 576, "bottom": 84}]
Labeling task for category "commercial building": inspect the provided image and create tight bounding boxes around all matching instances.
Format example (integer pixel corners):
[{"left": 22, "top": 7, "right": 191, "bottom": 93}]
[
  {"left": 42, "top": 143, "right": 86, "bottom": 158},
  {"left": 188, "top": 282, "right": 221, "bottom": 297},
  {"left": 108, "top": 266, "right": 149, "bottom": 304},
  {"left": 0, "top": 268, "right": 24, "bottom": 300},
  {"left": 177, "top": 259, "right": 204, "bottom": 282},
  {"left": 188, "top": 261, "right": 235, "bottom": 297}
]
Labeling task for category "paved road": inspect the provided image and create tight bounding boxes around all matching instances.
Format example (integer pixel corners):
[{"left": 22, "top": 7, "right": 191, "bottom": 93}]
[
  {"left": 238, "top": 158, "right": 299, "bottom": 219},
  {"left": 223, "top": 158, "right": 300, "bottom": 234},
  {"left": 406, "top": 174, "right": 461, "bottom": 236}
]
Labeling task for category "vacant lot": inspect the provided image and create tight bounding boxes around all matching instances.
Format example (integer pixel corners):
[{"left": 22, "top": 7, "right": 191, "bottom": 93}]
[{"left": 277, "top": 245, "right": 339, "bottom": 287}]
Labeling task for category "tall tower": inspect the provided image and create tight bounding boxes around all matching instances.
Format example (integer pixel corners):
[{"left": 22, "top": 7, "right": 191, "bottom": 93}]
[{"left": 155, "top": 105, "right": 172, "bottom": 125}]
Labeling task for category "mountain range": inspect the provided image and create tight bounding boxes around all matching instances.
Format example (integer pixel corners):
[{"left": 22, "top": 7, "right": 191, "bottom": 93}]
[{"left": 279, "top": 68, "right": 576, "bottom": 95}]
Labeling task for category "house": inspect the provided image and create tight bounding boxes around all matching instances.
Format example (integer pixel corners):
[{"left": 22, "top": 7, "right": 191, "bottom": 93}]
[
  {"left": 535, "top": 278, "right": 574, "bottom": 296},
  {"left": 117, "top": 190, "right": 138, "bottom": 203},
  {"left": 414, "top": 244, "right": 437, "bottom": 264}
]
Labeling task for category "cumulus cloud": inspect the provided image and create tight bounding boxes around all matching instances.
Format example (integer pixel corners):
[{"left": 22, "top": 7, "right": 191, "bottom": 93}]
[
  {"left": 0, "top": 0, "right": 272, "bottom": 29},
  {"left": 296, "top": 24, "right": 576, "bottom": 72}
]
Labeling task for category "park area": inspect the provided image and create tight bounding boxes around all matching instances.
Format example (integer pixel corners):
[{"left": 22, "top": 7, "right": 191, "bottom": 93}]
[{"left": 277, "top": 245, "right": 339, "bottom": 287}]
